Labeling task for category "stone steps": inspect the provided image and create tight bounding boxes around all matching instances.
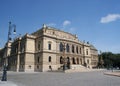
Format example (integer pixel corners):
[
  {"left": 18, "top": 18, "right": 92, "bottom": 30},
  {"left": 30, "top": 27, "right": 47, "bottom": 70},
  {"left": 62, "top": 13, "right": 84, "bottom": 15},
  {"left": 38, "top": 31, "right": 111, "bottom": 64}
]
[
  {"left": 65, "top": 65, "right": 90, "bottom": 73},
  {"left": 71, "top": 65, "right": 87, "bottom": 70}
]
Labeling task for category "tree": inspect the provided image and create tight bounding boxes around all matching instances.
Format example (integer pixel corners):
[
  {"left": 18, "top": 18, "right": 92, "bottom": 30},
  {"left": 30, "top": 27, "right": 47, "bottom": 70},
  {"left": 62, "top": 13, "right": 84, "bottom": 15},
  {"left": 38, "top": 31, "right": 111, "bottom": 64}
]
[{"left": 100, "top": 52, "right": 120, "bottom": 69}]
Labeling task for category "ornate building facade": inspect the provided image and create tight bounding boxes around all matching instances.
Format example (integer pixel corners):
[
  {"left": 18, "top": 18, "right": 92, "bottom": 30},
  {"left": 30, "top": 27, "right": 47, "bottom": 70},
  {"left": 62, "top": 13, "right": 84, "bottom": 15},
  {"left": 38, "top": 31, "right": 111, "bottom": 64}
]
[{"left": 0, "top": 24, "right": 98, "bottom": 72}]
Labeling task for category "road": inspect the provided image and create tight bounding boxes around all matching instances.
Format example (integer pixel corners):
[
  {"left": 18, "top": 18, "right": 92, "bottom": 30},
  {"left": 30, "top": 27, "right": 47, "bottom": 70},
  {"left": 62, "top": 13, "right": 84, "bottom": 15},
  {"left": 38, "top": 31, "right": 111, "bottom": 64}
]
[{"left": 0, "top": 70, "right": 120, "bottom": 86}]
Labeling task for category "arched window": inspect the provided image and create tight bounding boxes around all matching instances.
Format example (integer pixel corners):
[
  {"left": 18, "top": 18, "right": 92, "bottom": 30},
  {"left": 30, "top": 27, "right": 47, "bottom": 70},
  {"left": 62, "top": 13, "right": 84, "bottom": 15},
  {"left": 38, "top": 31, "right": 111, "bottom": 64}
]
[
  {"left": 72, "top": 45, "right": 74, "bottom": 53},
  {"left": 76, "top": 46, "right": 78, "bottom": 54},
  {"left": 59, "top": 42, "right": 63, "bottom": 52},
  {"left": 48, "top": 56, "right": 51, "bottom": 62},
  {"left": 66, "top": 44, "right": 69, "bottom": 52},
  {"left": 80, "top": 47, "right": 82, "bottom": 54},
  {"left": 60, "top": 56, "right": 63, "bottom": 64}
]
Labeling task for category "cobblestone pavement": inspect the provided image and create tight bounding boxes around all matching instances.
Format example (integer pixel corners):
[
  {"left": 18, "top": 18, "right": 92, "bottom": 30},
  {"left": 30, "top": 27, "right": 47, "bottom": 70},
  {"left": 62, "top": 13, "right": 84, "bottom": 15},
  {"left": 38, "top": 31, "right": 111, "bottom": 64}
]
[{"left": 0, "top": 70, "right": 120, "bottom": 86}]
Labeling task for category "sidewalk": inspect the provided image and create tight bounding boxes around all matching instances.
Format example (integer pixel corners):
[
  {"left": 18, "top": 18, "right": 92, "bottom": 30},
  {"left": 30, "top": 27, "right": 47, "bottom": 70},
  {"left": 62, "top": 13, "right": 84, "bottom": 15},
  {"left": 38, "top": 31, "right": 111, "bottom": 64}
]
[
  {"left": 104, "top": 71, "right": 120, "bottom": 77},
  {"left": 65, "top": 69, "right": 105, "bottom": 73},
  {"left": 0, "top": 81, "right": 18, "bottom": 86}
]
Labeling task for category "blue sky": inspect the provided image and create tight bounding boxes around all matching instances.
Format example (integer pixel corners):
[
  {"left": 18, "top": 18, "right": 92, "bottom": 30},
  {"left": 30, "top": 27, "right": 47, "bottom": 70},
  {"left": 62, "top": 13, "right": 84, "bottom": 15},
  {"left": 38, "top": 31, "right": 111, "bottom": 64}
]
[{"left": 0, "top": 0, "right": 120, "bottom": 53}]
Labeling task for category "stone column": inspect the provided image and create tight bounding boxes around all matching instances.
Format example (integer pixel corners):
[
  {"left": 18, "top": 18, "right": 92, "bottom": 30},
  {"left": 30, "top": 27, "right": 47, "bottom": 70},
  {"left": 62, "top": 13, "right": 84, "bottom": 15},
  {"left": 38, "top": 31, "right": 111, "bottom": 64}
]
[
  {"left": 16, "top": 55, "right": 20, "bottom": 72},
  {"left": 16, "top": 40, "right": 20, "bottom": 72}
]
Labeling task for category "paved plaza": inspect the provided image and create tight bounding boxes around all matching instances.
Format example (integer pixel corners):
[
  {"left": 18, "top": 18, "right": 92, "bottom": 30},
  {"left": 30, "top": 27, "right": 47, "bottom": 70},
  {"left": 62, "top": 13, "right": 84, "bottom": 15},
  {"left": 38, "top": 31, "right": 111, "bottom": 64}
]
[{"left": 0, "top": 70, "right": 120, "bottom": 86}]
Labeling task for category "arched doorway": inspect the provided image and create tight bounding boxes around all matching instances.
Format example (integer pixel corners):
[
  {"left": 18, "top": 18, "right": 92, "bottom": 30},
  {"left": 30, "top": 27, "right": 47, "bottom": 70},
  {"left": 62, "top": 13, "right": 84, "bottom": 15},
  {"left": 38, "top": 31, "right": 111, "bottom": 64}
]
[
  {"left": 80, "top": 58, "right": 82, "bottom": 65},
  {"left": 72, "top": 57, "right": 76, "bottom": 64},
  {"left": 60, "top": 56, "right": 63, "bottom": 64},
  {"left": 67, "top": 57, "right": 70, "bottom": 69},
  {"left": 77, "top": 58, "right": 79, "bottom": 64}
]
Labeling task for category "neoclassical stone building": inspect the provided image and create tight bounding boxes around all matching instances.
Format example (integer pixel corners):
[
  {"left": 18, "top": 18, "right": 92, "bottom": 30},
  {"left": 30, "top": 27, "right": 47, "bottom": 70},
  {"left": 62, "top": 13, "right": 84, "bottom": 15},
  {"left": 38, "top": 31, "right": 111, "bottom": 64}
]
[{"left": 0, "top": 24, "right": 98, "bottom": 72}]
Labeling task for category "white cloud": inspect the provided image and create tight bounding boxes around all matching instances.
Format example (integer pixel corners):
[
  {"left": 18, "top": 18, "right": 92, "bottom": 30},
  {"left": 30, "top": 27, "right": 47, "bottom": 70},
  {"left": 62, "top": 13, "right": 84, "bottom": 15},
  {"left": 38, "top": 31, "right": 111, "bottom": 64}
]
[
  {"left": 100, "top": 14, "right": 120, "bottom": 23},
  {"left": 63, "top": 20, "right": 71, "bottom": 26},
  {"left": 46, "top": 23, "right": 56, "bottom": 27},
  {"left": 61, "top": 20, "right": 77, "bottom": 34}
]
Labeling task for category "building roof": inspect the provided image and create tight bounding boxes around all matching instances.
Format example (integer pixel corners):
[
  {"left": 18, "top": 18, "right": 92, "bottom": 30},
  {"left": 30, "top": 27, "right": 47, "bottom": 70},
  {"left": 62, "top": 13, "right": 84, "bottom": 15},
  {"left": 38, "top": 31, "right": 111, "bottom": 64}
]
[{"left": 90, "top": 44, "right": 97, "bottom": 50}]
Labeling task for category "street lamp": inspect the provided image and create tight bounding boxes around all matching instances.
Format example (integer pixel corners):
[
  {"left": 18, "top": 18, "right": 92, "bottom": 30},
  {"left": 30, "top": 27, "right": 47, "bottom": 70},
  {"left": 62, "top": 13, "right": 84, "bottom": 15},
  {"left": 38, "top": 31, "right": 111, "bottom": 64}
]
[
  {"left": 62, "top": 42, "right": 67, "bottom": 71},
  {"left": 1, "top": 21, "right": 16, "bottom": 81},
  {"left": 99, "top": 50, "right": 104, "bottom": 68},
  {"left": 83, "top": 41, "right": 87, "bottom": 67},
  {"left": 8, "top": 21, "right": 16, "bottom": 41}
]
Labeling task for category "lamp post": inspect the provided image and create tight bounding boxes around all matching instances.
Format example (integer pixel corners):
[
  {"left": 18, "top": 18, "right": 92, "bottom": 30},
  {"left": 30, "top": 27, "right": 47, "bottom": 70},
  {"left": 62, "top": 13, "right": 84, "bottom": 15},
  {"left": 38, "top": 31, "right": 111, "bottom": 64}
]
[
  {"left": 83, "top": 41, "right": 86, "bottom": 67},
  {"left": 1, "top": 21, "right": 16, "bottom": 81},
  {"left": 8, "top": 21, "right": 16, "bottom": 41},
  {"left": 99, "top": 50, "right": 104, "bottom": 68},
  {"left": 62, "top": 42, "right": 67, "bottom": 71}
]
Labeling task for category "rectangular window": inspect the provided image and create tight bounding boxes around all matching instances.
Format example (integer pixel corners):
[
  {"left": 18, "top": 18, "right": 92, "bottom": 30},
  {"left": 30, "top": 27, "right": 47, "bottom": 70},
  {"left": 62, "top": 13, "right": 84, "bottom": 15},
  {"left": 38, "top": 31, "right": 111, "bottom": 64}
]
[
  {"left": 38, "top": 41, "right": 41, "bottom": 50},
  {"left": 86, "top": 49, "right": 88, "bottom": 55},
  {"left": 48, "top": 43, "right": 51, "bottom": 50},
  {"left": 48, "top": 56, "right": 51, "bottom": 62}
]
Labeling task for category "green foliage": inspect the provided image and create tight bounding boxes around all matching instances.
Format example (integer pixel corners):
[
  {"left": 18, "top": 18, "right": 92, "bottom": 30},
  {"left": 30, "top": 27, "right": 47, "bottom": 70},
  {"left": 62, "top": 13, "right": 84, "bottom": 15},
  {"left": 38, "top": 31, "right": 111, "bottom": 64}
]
[{"left": 100, "top": 52, "right": 120, "bottom": 69}]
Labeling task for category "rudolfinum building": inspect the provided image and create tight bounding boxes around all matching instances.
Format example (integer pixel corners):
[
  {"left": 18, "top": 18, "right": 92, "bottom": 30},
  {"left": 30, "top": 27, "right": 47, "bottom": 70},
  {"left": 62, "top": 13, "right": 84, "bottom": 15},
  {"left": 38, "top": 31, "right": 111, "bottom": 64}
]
[{"left": 0, "top": 24, "right": 98, "bottom": 72}]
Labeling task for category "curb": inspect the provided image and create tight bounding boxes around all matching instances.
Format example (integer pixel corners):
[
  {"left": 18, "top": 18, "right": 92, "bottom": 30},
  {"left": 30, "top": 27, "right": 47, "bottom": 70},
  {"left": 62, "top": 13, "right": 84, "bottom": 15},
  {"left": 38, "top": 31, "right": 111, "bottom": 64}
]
[{"left": 104, "top": 72, "right": 120, "bottom": 77}]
